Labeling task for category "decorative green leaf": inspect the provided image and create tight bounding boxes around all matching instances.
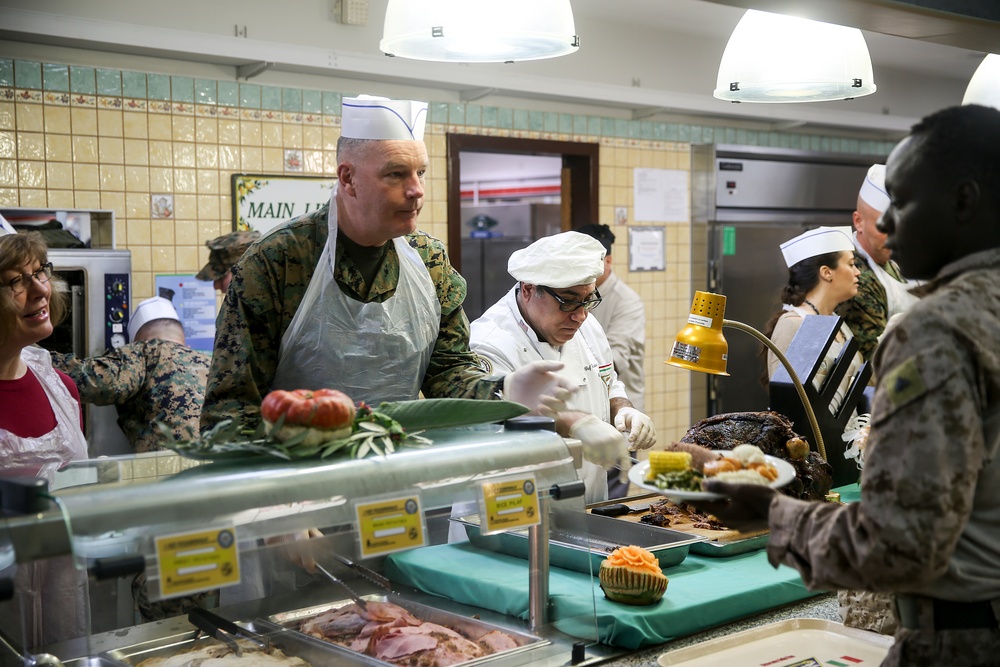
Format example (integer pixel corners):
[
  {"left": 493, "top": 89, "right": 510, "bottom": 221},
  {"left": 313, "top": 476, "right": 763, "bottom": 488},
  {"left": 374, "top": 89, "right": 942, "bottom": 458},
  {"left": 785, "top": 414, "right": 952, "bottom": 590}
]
[{"left": 376, "top": 398, "right": 529, "bottom": 431}]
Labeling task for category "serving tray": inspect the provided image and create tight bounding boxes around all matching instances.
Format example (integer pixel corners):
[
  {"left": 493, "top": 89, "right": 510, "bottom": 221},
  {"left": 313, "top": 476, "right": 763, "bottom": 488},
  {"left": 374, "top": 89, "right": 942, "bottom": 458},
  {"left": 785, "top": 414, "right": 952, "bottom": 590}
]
[
  {"left": 588, "top": 494, "right": 770, "bottom": 557},
  {"left": 455, "top": 508, "right": 705, "bottom": 573}
]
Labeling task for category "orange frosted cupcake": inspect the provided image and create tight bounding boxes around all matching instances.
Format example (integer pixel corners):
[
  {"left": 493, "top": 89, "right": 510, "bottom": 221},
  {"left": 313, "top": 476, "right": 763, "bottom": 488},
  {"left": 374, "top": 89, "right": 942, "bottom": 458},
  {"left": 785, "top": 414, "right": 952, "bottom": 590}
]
[{"left": 599, "top": 545, "right": 668, "bottom": 605}]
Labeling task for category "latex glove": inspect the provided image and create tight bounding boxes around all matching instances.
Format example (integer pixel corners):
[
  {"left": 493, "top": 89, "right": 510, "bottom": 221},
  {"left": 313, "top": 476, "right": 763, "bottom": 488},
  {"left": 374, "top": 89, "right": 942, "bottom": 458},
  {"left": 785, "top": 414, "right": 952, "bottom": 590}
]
[
  {"left": 613, "top": 407, "right": 657, "bottom": 450},
  {"left": 569, "top": 414, "right": 629, "bottom": 470},
  {"left": 537, "top": 387, "right": 574, "bottom": 418},
  {"left": 503, "top": 360, "right": 578, "bottom": 413},
  {"left": 264, "top": 528, "right": 323, "bottom": 573}
]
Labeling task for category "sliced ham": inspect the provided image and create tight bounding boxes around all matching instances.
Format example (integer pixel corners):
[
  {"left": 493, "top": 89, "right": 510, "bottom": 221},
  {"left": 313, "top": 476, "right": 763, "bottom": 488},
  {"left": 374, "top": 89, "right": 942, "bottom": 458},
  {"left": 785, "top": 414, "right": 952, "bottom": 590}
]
[{"left": 478, "top": 630, "right": 519, "bottom": 653}]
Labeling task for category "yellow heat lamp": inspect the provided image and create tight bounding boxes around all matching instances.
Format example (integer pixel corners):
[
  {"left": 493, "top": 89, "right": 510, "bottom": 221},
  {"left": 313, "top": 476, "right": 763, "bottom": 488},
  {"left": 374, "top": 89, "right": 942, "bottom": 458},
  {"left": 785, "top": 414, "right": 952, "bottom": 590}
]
[{"left": 666, "top": 291, "right": 827, "bottom": 460}]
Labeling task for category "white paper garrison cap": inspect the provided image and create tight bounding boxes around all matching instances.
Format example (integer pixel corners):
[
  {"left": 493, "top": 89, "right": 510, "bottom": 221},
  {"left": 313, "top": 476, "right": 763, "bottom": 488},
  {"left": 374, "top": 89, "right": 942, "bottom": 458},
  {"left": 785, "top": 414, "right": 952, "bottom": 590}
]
[
  {"left": 341, "top": 95, "right": 428, "bottom": 141},
  {"left": 858, "top": 163, "right": 889, "bottom": 213},
  {"left": 128, "top": 296, "right": 180, "bottom": 340},
  {"left": 780, "top": 226, "right": 855, "bottom": 268},
  {"left": 508, "top": 231, "right": 606, "bottom": 288}
]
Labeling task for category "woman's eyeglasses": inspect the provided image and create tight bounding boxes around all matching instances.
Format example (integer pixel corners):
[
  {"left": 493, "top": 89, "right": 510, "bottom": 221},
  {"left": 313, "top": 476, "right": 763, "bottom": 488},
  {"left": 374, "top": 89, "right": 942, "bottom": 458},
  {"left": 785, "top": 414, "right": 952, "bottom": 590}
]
[
  {"left": 3, "top": 263, "right": 54, "bottom": 296},
  {"left": 540, "top": 285, "right": 602, "bottom": 312}
]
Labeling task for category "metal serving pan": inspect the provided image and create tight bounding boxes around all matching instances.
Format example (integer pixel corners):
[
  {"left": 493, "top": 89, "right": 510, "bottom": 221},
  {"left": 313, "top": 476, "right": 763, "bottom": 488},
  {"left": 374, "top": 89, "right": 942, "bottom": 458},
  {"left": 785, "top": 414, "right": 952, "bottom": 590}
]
[
  {"left": 63, "top": 620, "right": 379, "bottom": 667},
  {"left": 269, "top": 593, "right": 544, "bottom": 666},
  {"left": 587, "top": 495, "right": 769, "bottom": 558},
  {"left": 455, "top": 508, "right": 705, "bottom": 573}
]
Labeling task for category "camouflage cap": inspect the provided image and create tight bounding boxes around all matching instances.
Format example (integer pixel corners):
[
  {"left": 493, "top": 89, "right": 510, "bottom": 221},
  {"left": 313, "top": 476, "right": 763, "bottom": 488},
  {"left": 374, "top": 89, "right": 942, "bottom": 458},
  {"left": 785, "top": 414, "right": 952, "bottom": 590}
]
[{"left": 196, "top": 231, "right": 260, "bottom": 281}]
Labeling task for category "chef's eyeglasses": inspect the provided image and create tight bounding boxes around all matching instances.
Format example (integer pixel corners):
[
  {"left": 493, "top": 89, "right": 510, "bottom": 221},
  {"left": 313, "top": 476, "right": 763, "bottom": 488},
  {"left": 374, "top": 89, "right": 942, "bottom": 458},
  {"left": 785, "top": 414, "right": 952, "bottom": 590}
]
[
  {"left": 539, "top": 285, "right": 603, "bottom": 312},
  {"left": 3, "top": 263, "right": 53, "bottom": 296}
]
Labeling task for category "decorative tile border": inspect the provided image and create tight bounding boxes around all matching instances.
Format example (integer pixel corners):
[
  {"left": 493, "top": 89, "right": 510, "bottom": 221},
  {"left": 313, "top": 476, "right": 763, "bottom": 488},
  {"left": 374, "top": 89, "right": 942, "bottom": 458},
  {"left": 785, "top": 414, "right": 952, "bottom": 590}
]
[{"left": 0, "top": 57, "right": 899, "bottom": 157}]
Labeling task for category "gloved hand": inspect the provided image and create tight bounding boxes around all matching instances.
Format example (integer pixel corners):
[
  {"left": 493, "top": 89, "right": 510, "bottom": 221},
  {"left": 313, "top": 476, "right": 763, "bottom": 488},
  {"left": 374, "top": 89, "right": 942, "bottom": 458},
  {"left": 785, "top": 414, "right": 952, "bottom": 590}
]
[
  {"left": 264, "top": 528, "right": 323, "bottom": 572},
  {"left": 569, "top": 414, "right": 630, "bottom": 470},
  {"left": 536, "top": 387, "right": 574, "bottom": 418},
  {"left": 613, "top": 407, "right": 657, "bottom": 450},
  {"left": 503, "top": 360, "right": 578, "bottom": 413}
]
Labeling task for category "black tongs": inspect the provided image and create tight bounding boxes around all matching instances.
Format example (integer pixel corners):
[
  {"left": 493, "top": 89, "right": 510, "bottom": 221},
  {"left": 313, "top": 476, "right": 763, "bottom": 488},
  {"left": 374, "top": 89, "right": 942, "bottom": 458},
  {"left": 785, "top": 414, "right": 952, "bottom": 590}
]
[{"left": 188, "top": 607, "right": 270, "bottom": 657}]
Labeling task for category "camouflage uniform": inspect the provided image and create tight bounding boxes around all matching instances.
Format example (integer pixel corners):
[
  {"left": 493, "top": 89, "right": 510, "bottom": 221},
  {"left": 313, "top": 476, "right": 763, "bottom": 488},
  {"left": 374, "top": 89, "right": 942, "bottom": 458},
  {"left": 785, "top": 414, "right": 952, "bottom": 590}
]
[
  {"left": 766, "top": 247, "right": 1000, "bottom": 666},
  {"left": 51, "top": 341, "right": 210, "bottom": 452},
  {"left": 836, "top": 249, "right": 905, "bottom": 361},
  {"left": 196, "top": 230, "right": 260, "bottom": 281},
  {"left": 201, "top": 205, "right": 504, "bottom": 431}
]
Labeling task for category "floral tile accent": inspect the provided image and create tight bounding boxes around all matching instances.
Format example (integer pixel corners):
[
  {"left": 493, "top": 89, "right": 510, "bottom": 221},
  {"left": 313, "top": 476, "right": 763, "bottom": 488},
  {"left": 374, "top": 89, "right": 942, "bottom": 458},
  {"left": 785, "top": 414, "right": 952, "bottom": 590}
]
[
  {"left": 16, "top": 89, "right": 43, "bottom": 103},
  {"left": 123, "top": 98, "right": 148, "bottom": 112},
  {"left": 196, "top": 105, "right": 219, "bottom": 117},
  {"left": 284, "top": 149, "right": 303, "bottom": 172},
  {"left": 261, "top": 110, "right": 281, "bottom": 121},
  {"left": 282, "top": 112, "right": 302, "bottom": 124},
  {"left": 151, "top": 194, "right": 174, "bottom": 219},
  {"left": 240, "top": 109, "right": 262, "bottom": 121},
  {"left": 303, "top": 113, "right": 322, "bottom": 126},
  {"left": 98, "top": 96, "right": 124, "bottom": 109},
  {"left": 217, "top": 106, "right": 239, "bottom": 118},
  {"left": 322, "top": 114, "right": 340, "bottom": 126},
  {"left": 43, "top": 92, "right": 71, "bottom": 106},
  {"left": 148, "top": 100, "right": 172, "bottom": 114},
  {"left": 0, "top": 89, "right": 14, "bottom": 101},
  {"left": 172, "top": 102, "right": 194, "bottom": 115}
]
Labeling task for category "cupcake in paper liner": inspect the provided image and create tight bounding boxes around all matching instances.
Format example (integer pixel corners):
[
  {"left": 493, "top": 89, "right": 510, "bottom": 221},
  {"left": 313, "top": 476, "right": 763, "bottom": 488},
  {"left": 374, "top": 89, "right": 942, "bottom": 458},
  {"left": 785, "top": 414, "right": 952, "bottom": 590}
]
[{"left": 599, "top": 545, "right": 668, "bottom": 605}]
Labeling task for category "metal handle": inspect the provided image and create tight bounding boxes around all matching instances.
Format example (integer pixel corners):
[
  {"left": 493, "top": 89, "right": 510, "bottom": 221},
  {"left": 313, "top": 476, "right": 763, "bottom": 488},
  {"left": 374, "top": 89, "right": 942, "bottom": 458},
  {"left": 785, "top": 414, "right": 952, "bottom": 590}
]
[{"left": 329, "top": 551, "right": 391, "bottom": 591}]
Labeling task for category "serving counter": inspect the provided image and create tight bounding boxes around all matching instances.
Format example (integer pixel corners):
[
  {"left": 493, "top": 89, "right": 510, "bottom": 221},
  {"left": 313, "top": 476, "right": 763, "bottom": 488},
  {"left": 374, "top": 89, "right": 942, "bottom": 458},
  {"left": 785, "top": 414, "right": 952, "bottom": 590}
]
[{"left": 0, "top": 415, "right": 868, "bottom": 667}]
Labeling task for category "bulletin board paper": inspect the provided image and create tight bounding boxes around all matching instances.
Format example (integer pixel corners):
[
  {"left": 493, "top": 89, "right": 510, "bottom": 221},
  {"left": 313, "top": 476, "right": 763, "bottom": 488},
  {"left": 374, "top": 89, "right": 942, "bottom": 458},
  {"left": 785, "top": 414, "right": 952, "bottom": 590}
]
[
  {"left": 634, "top": 168, "right": 690, "bottom": 223},
  {"left": 629, "top": 227, "right": 666, "bottom": 272},
  {"left": 154, "top": 275, "right": 217, "bottom": 352}
]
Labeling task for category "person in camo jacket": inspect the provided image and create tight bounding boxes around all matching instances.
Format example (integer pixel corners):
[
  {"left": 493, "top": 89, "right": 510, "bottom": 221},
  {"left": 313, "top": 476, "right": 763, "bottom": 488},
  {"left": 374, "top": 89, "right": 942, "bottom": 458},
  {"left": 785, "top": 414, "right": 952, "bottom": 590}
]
[{"left": 698, "top": 104, "right": 1000, "bottom": 666}]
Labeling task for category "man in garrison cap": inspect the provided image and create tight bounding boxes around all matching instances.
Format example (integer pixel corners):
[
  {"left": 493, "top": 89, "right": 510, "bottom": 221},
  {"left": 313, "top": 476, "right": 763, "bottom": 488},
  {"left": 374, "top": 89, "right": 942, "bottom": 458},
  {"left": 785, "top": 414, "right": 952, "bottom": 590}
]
[
  {"left": 201, "top": 95, "right": 576, "bottom": 433},
  {"left": 197, "top": 230, "right": 260, "bottom": 294},
  {"left": 470, "top": 231, "right": 657, "bottom": 503},
  {"left": 836, "top": 164, "right": 922, "bottom": 361}
]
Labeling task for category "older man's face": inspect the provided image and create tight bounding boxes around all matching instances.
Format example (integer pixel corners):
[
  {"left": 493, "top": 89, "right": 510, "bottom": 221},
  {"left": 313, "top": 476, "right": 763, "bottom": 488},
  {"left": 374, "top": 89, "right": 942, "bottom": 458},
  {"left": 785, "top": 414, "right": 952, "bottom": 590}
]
[{"left": 519, "top": 282, "right": 597, "bottom": 346}]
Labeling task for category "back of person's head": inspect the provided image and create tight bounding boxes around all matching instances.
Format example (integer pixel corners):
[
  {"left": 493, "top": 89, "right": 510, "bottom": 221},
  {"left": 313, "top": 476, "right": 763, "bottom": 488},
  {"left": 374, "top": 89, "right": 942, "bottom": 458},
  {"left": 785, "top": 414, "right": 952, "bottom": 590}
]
[
  {"left": 0, "top": 232, "right": 67, "bottom": 347},
  {"left": 135, "top": 318, "right": 186, "bottom": 344},
  {"left": 908, "top": 104, "right": 1000, "bottom": 210},
  {"left": 577, "top": 224, "right": 616, "bottom": 255}
]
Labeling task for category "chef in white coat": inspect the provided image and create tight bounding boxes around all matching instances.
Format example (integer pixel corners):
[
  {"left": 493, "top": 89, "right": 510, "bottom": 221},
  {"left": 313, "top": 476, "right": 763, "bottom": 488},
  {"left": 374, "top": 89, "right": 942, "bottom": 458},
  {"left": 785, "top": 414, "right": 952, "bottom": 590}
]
[{"left": 470, "top": 231, "right": 656, "bottom": 503}]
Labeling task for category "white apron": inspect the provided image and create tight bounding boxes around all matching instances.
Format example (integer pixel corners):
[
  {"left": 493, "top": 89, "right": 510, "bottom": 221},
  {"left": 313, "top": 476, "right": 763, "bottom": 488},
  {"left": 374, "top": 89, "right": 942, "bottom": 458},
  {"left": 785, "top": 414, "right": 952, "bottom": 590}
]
[
  {"left": 272, "top": 189, "right": 440, "bottom": 404},
  {"left": 854, "top": 235, "right": 921, "bottom": 319},
  {"left": 0, "top": 346, "right": 88, "bottom": 648}
]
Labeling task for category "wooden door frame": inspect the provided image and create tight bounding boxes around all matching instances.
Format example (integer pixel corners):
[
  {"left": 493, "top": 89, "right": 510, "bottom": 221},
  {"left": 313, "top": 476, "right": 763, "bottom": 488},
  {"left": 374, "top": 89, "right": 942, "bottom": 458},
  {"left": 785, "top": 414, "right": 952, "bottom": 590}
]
[{"left": 446, "top": 134, "right": 599, "bottom": 273}]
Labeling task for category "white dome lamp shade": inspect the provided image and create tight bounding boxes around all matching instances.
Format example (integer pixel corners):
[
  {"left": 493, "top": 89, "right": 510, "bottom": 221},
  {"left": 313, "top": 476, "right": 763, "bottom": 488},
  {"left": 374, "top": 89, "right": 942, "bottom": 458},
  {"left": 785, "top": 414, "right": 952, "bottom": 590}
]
[
  {"left": 963, "top": 54, "right": 1000, "bottom": 109},
  {"left": 714, "top": 10, "right": 877, "bottom": 103},
  {"left": 380, "top": 0, "right": 579, "bottom": 63}
]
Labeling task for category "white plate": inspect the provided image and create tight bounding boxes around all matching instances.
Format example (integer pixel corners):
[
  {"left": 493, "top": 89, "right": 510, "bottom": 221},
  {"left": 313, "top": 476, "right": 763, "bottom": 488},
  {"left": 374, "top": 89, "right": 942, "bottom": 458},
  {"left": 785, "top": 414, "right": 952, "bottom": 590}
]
[{"left": 629, "top": 451, "right": 796, "bottom": 502}]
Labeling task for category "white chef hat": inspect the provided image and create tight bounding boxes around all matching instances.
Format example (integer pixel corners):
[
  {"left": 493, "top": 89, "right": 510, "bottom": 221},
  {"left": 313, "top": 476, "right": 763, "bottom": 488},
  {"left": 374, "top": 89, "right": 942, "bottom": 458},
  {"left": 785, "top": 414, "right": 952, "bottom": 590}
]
[
  {"left": 858, "top": 163, "right": 889, "bottom": 213},
  {"left": 128, "top": 296, "right": 180, "bottom": 340},
  {"left": 508, "top": 232, "right": 606, "bottom": 288},
  {"left": 341, "top": 95, "right": 428, "bottom": 141},
  {"left": 780, "top": 226, "right": 854, "bottom": 268},
  {"left": 0, "top": 212, "right": 15, "bottom": 236}
]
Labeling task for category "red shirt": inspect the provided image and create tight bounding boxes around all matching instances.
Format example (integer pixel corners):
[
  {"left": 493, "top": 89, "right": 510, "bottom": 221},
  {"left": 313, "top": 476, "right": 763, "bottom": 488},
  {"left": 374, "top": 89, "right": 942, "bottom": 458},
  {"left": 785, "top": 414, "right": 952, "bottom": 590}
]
[{"left": 0, "top": 366, "right": 82, "bottom": 437}]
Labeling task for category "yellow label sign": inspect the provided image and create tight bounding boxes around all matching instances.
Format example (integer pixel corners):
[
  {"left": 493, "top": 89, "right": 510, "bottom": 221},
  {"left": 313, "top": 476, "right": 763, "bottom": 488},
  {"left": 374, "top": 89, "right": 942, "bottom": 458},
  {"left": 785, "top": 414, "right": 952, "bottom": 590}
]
[
  {"left": 356, "top": 495, "right": 426, "bottom": 559},
  {"left": 481, "top": 476, "right": 540, "bottom": 535},
  {"left": 155, "top": 526, "right": 239, "bottom": 599}
]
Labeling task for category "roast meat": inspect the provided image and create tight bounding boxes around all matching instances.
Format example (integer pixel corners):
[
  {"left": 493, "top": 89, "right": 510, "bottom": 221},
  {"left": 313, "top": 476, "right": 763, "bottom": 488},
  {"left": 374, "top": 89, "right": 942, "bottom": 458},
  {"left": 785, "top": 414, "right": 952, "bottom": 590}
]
[{"left": 679, "top": 411, "right": 833, "bottom": 500}]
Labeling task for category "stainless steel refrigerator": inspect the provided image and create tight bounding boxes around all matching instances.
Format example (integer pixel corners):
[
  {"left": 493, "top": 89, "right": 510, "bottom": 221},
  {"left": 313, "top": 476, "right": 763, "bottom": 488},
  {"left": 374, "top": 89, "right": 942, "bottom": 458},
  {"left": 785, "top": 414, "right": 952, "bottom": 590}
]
[{"left": 691, "top": 144, "right": 886, "bottom": 417}]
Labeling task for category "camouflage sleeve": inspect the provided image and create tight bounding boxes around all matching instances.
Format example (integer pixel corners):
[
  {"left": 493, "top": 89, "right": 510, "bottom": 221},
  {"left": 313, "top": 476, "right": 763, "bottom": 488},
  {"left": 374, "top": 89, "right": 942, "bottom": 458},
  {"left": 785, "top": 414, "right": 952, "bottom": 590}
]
[
  {"left": 836, "top": 256, "right": 887, "bottom": 361},
  {"left": 200, "top": 216, "right": 323, "bottom": 432},
  {"left": 49, "top": 348, "right": 145, "bottom": 406},
  {"left": 766, "top": 303, "right": 979, "bottom": 592},
  {"left": 409, "top": 234, "right": 504, "bottom": 400}
]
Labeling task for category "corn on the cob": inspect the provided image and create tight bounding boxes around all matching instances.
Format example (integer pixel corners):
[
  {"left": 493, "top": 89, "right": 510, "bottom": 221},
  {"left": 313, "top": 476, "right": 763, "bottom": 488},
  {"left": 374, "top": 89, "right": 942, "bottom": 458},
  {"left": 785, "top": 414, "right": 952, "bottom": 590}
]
[{"left": 648, "top": 451, "right": 693, "bottom": 476}]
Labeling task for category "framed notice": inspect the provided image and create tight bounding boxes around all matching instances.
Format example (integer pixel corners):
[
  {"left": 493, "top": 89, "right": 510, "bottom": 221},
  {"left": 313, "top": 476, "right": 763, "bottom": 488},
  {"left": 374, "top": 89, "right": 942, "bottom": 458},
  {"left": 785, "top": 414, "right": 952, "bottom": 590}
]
[
  {"left": 232, "top": 174, "right": 336, "bottom": 234},
  {"left": 628, "top": 226, "right": 666, "bottom": 272}
]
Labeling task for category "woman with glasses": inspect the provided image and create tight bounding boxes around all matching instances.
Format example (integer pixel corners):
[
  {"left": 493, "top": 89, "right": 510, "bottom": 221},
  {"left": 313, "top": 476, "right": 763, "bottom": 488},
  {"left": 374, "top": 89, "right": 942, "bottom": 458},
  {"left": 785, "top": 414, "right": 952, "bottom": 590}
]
[
  {"left": 0, "top": 231, "right": 88, "bottom": 647},
  {"left": 470, "top": 232, "right": 657, "bottom": 504}
]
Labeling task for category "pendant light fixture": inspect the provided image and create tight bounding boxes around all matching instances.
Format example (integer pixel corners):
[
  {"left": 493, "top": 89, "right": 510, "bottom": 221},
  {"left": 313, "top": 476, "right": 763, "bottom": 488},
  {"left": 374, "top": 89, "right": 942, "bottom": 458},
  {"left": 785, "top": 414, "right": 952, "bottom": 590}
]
[
  {"left": 380, "top": 0, "right": 579, "bottom": 63},
  {"left": 963, "top": 54, "right": 1000, "bottom": 109},
  {"left": 714, "top": 10, "right": 877, "bottom": 103}
]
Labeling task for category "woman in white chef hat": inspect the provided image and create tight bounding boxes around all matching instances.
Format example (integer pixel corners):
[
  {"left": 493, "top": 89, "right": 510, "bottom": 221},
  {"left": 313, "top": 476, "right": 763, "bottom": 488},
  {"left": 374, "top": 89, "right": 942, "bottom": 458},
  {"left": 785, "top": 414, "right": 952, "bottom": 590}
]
[{"left": 763, "top": 226, "right": 864, "bottom": 412}]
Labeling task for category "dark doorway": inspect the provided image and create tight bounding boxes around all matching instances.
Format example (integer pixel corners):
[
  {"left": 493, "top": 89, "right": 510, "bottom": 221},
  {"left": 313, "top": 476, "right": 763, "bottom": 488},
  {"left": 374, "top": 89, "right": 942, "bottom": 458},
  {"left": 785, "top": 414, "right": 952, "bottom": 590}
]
[{"left": 446, "top": 134, "right": 599, "bottom": 275}]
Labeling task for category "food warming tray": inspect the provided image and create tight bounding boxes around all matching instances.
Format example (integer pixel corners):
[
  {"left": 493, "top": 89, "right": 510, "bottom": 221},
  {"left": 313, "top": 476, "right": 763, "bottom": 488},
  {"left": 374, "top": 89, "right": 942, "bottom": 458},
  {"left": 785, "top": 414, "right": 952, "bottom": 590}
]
[
  {"left": 62, "top": 620, "right": 380, "bottom": 666},
  {"left": 588, "top": 495, "right": 770, "bottom": 557},
  {"left": 269, "top": 593, "right": 545, "bottom": 666},
  {"left": 454, "top": 508, "right": 705, "bottom": 573}
]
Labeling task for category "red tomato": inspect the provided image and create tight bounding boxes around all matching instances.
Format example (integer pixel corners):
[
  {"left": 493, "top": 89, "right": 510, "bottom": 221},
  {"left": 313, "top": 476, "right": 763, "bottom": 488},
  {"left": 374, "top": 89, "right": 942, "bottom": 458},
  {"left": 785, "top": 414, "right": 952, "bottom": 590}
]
[{"left": 261, "top": 389, "right": 356, "bottom": 429}]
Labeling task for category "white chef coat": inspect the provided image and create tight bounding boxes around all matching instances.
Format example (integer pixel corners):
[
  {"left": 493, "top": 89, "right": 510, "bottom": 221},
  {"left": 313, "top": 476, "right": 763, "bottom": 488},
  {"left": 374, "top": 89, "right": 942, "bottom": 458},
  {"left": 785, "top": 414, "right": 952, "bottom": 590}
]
[
  {"left": 471, "top": 286, "right": 629, "bottom": 503},
  {"left": 589, "top": 271, "right": 646, "bottom": 411},
  {"left": 852, "top": 232, "right": 921, "bottom": 319}
]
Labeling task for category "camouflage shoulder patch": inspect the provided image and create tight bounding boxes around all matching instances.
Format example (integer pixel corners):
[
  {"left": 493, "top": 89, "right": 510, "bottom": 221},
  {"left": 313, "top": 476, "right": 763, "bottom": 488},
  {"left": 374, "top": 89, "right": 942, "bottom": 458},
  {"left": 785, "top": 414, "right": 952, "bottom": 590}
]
[{"left": 883, "top": 356, "right": 927, "bottom": 408}]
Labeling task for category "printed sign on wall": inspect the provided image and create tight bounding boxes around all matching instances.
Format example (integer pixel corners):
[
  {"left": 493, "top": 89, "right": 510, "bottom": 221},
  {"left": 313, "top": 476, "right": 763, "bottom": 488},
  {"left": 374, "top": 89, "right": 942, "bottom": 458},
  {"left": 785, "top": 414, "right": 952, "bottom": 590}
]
[{"left": 232, "top": 174, "right": 336, "bottom": 234}]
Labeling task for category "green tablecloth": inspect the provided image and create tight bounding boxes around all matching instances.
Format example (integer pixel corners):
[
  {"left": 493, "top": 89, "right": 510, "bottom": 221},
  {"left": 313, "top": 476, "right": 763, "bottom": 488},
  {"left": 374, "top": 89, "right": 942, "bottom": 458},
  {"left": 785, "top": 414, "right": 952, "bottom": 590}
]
[
  {"left": 384, "top": 542, "right": 819, "bottom": 649},
  {"left": 834, "top": 483, "right": 862, "bottom": 503}
]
